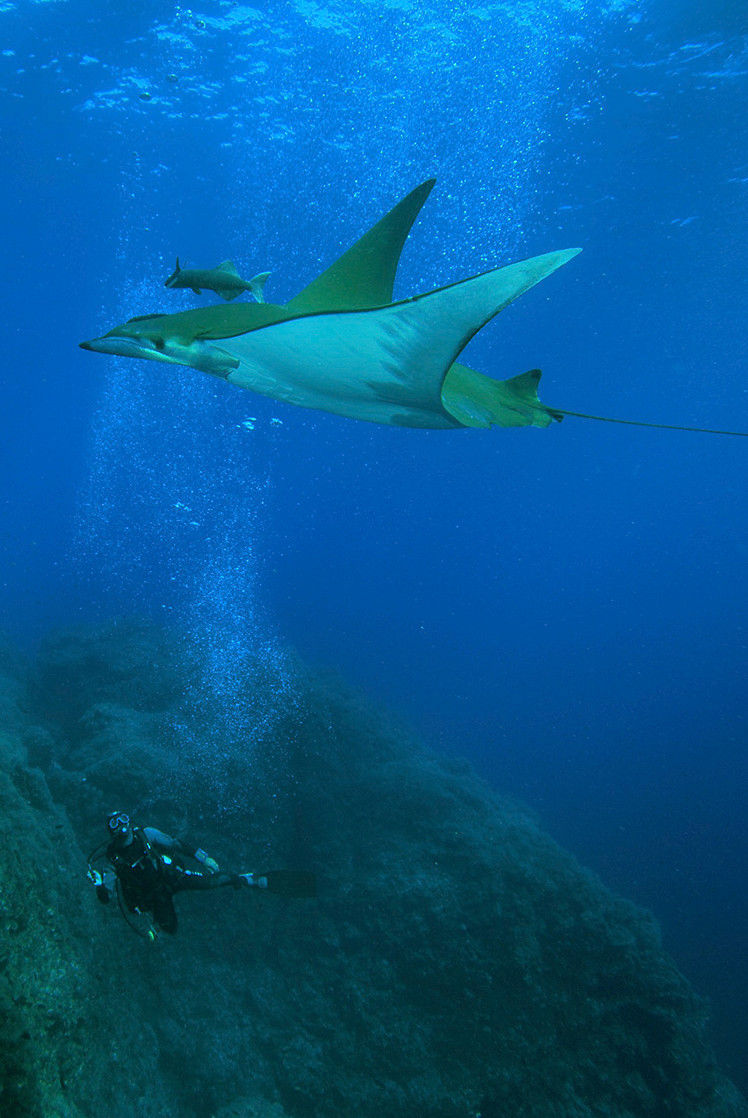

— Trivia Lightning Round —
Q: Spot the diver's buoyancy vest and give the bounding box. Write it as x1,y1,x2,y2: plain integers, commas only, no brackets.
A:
108,828,164,896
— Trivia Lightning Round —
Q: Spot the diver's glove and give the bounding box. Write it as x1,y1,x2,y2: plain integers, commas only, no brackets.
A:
88,867,111,902
194,848,220,874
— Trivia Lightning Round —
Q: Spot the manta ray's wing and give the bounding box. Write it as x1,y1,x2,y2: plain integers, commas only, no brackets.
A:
287,179,436,314
221,247,580,427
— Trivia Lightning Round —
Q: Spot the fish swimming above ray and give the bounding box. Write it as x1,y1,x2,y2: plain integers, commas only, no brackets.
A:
81,181,747,436
164,258,271,302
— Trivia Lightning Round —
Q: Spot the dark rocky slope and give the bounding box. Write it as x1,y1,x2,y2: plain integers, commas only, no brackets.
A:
0,622,744,1118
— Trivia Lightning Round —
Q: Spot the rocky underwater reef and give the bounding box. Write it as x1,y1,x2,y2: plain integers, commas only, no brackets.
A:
0,620,745,1118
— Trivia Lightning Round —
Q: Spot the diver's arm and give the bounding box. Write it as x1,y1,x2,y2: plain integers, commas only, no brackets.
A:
88,866,116,903
142,827,220,872
141,826,180,850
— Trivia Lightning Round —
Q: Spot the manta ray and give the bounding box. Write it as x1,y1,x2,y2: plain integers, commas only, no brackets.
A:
81,180,745,436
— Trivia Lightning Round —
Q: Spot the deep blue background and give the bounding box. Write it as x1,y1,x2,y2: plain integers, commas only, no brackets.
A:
1,0,746,1090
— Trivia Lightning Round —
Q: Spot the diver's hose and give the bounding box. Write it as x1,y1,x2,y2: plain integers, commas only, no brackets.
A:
115,878,156,941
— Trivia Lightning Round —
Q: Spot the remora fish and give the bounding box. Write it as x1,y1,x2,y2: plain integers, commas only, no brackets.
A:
164,258,270,302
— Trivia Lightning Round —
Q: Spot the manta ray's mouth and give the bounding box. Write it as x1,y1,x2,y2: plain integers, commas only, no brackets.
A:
80,335,143,357
79,333,184,365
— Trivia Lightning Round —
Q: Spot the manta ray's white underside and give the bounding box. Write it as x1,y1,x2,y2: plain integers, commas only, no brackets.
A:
216,249,579,427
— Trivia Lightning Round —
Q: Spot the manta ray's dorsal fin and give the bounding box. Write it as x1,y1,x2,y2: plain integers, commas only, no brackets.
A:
288,178,436,315
216,260,240,275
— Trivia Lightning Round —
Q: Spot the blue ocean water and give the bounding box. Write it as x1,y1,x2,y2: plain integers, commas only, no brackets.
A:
1,0,746,1090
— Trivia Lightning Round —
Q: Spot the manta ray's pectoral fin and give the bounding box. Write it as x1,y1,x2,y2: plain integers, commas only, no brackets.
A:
359,247,581,426
288,178,436,314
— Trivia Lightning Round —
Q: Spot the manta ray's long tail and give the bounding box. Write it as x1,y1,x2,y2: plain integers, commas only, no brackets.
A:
552,409,748,437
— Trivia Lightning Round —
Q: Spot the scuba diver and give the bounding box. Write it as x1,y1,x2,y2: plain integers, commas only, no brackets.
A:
88,811,316,940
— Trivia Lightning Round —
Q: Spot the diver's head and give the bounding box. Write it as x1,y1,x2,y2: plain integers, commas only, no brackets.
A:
107,811,133,846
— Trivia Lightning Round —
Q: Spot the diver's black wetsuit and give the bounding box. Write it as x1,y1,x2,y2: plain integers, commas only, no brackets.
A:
104,826,241,934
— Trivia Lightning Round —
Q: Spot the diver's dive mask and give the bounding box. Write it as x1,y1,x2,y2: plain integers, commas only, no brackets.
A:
107,811,131,837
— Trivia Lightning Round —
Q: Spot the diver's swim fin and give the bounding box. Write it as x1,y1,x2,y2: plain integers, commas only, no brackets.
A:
240,870,317,897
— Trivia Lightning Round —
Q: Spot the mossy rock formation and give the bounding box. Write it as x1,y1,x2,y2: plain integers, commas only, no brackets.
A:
0,623,744,1117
